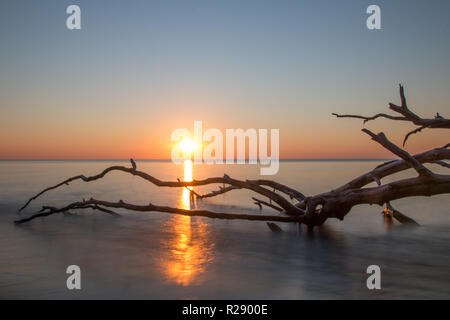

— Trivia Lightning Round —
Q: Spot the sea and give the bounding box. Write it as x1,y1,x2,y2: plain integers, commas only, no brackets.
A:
0,160,449,299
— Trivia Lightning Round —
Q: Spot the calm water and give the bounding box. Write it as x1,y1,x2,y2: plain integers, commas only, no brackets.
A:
0,160,449,299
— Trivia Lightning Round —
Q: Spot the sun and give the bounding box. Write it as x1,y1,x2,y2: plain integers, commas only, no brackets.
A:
178,138,196,154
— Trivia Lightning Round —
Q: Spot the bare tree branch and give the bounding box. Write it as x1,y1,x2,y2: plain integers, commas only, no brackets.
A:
15,85,450,229
247,180,306,201
19,168,305,216
14,199,302,225
361,129,434,177
252,197,283,212
333,84,450,145
332,146,450,193
332,113,407,123
432,160,450,169
403,125,428,146
197,185,241,199
384,203,419,226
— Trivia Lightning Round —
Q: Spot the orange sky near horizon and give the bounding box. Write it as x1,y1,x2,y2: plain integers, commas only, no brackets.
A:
1,1,449,161
0,113,447,160
1,81,448,160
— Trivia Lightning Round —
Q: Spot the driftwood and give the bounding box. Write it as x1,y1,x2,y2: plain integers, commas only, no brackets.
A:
332,85,450,146
15,85,449,230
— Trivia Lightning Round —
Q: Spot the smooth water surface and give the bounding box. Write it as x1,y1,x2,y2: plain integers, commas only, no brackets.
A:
0,160,449,299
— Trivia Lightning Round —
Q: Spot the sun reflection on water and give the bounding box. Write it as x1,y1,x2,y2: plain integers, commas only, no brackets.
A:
161,159,215,286
182,160,193,209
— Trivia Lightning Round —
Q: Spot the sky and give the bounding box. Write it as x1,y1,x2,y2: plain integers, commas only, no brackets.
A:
0,0,449,160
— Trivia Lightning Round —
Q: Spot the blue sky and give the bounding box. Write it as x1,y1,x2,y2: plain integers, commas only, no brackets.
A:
0,0,449,159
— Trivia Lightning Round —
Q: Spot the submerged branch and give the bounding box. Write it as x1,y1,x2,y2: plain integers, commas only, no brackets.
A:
14,198,302,225
384,203,419,226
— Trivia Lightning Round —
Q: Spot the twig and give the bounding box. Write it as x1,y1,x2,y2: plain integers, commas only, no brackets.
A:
252,197,283,212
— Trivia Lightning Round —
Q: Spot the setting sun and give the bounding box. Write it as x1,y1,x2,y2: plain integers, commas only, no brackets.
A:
178,138,197,154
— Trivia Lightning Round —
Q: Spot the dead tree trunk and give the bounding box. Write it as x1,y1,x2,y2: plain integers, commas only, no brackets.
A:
15,85,450,230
